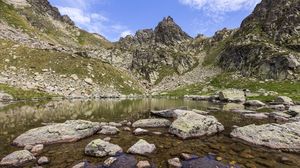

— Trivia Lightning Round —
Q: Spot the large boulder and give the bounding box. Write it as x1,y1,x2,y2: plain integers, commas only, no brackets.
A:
132,119,171,128
169,112,224,139
13,120,101,147
0,150,36,167
85,139,123,157
219,89,245,102
151,109,197,118
127,139,156,155
231,122,300,152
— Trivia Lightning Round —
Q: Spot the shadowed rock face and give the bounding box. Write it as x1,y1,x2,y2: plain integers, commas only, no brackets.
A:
26,0,75,25
116,16,196,84
218,0,300,80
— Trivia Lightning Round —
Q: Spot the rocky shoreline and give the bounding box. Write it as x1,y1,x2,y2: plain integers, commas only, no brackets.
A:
1,94,300,167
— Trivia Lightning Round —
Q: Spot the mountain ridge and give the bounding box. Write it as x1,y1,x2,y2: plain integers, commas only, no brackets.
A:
0,0,299,98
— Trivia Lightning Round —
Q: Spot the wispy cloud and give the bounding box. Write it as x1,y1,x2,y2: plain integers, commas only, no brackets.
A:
179,0,260,12
120,30,133,38
53,1,131,41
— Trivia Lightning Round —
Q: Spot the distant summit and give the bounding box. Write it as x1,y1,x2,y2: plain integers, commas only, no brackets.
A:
154,16,192,45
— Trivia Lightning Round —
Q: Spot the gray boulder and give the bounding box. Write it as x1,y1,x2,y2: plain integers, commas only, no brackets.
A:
169,112,224,139
13,120,101,147
85,139,123,157
231,122,300,152
132,119,171,128
127,139,156,155
0,150,36,167
288,106,300,116
219,89,245,102
276,96,294,105
99,126,120,135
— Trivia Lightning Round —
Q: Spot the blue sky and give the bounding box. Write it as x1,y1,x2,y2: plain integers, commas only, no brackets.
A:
49,0,261,41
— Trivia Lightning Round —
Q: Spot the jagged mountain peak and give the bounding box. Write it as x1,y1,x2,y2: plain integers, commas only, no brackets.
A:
154,16,192,45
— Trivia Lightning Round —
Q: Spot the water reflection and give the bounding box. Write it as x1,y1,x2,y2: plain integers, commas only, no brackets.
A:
0,99,299,168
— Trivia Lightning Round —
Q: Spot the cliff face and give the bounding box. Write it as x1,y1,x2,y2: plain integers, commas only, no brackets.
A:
116,16,197,85
218,0,300,80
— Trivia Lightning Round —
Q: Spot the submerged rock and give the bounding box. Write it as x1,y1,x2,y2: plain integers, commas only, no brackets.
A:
181,155,238,168
151,109,176,118
231,122,300,152
13,120,101,147
106,154,137,168
132,119,171,128
169,112,224,139
0,150,36,167
242,113,269,119
133,128,149,135
127,139,156,155
85,139,123,157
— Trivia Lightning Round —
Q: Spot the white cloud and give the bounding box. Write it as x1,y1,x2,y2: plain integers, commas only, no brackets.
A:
56,4,129,41
58,7,91,24
179,0,260,13
120,30,133,38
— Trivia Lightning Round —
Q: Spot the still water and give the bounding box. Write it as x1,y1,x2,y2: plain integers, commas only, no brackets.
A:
0,99,299,168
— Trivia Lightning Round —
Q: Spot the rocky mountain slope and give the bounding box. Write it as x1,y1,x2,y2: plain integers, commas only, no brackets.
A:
0,0,299,98
217,0,300,80
0,0,144,98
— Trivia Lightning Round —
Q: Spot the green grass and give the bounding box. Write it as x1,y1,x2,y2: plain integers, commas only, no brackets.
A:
163,83,205,97
164,73,300,102
77,30,113,49
0,0,33,31
0,39,142,95
155,66,177,85
0,84,52,100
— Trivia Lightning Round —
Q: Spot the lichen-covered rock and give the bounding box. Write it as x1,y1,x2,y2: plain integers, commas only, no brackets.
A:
219,89,245,102
0,150,36,167
85,139,123,157
231,122,300,152
13,120,101,147
127,139,156,155
98,126,120,135
132,119,171,128
169,112,224,139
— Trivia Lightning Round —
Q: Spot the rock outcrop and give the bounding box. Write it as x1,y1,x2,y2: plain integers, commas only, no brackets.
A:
218,0,300,80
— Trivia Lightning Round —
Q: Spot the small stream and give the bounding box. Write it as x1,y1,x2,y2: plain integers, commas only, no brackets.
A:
0,99,299,168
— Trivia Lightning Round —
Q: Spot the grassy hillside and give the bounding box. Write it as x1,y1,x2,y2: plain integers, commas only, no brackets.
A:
164,73,300,102
0,39,142,95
